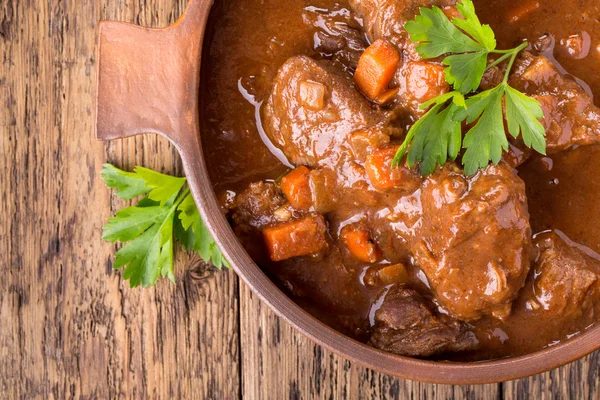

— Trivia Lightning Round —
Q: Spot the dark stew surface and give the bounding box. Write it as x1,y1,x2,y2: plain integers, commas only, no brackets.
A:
200,0,600,360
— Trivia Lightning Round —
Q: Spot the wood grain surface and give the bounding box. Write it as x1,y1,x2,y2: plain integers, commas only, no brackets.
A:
0,0,598,398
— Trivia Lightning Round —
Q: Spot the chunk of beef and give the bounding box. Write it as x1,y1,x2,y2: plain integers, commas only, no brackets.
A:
368,285,478,357
263,56,392,169
511,53,600,153
480,53,600,155
229,182,286,230
349,0,455,55
409,163,534,321
529,232,600,318
302,5,367,70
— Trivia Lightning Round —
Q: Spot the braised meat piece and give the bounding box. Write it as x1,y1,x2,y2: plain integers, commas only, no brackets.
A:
302,5,367,70
228,181,287,232
263,56,393,169
481,52,600,155
369,285,478,357
510,54,600,153
528,232,600,318
409,163,534,321
348,0,456,55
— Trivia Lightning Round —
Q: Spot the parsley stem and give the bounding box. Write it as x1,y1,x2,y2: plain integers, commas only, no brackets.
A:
486,42,529,81
503,42,528,82
490,49,516,54
486,52,513,71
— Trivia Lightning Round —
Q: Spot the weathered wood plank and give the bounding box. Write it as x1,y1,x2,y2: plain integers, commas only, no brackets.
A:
0,0,240,398
503,352,599,400
239,283,500,399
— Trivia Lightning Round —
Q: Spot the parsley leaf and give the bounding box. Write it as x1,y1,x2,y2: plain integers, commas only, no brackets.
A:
177,192,202,232
394,98,464,176
134,167,186,206
504,85,546,154
395,0,546,176
406,0,497,94
442,51,488,94
405,6,483,58
100,164,149,200
176,193,229,269
457,86,507,175
102,206,170,243
455,82,547,175
113,208,176,287
101,164,230,287
452,0,496,50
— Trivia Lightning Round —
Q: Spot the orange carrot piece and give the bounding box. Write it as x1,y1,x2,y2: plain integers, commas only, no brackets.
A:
280,166,312,210
365,147,399,190
263,214,328,261
507,1,540,22
365,146,421,191
299,81,326,110
354,39,400,100
341,225,380,264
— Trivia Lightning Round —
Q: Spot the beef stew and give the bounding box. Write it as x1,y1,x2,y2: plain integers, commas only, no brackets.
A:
200,0,600,360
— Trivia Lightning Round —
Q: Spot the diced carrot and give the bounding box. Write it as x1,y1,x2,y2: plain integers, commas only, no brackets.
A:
354,39,400,100
341,224,381,264
374,87,399,105
365,146,421,191
299,80,326,111
280,166,313,210
405,62,449,104
507,1,540,23
263,214,328,261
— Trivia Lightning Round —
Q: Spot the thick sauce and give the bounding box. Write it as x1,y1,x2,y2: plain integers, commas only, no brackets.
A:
478,0,600,100
200,0,600,360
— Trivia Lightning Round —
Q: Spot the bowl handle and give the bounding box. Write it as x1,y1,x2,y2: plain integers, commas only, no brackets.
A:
95,0,211,154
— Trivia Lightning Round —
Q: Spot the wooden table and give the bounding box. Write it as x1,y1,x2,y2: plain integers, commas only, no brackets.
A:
1,1,598,398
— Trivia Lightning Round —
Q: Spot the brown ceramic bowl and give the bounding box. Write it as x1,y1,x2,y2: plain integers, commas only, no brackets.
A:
95,0,600,384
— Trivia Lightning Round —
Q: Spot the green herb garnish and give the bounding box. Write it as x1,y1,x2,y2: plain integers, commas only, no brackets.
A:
393,0,546,176
101,164,229,288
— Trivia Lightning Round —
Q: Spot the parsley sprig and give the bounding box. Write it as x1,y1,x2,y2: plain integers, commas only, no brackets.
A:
101,164,229,288
393,0,546,176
